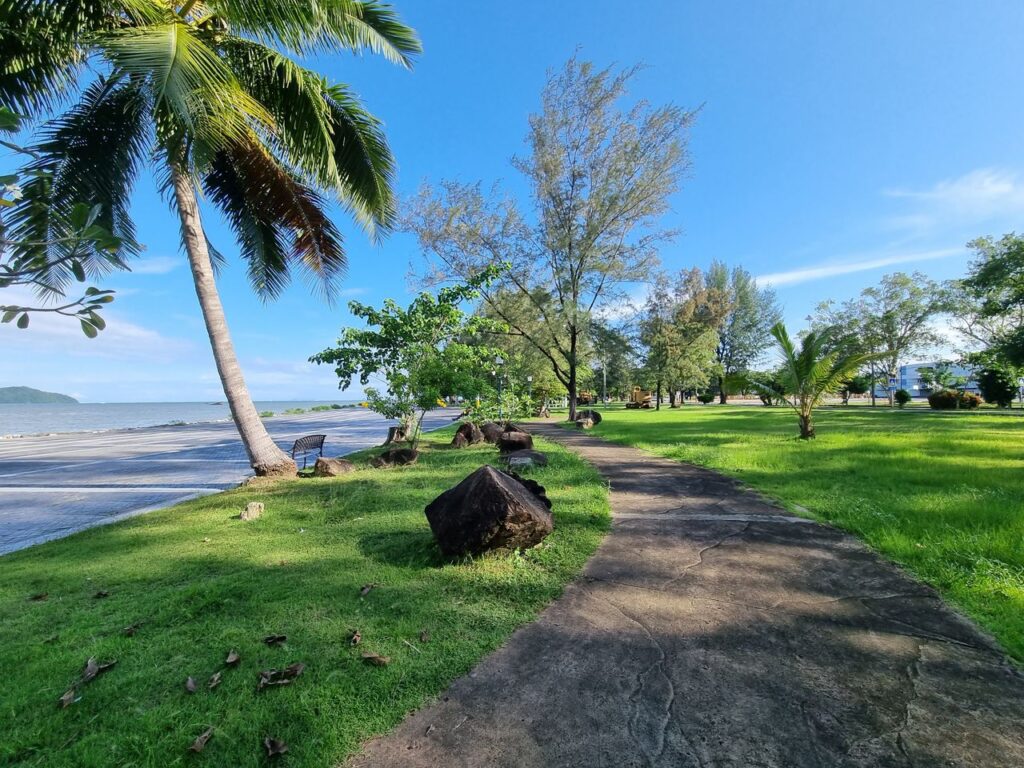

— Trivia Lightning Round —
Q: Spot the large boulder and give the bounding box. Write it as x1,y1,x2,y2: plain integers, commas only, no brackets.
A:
424,466,553,557
506,471,551,509
575,417,594,430
576,409,602,425
500,449,549,470
479,422,504,444
451,421,484,448
313,457,356,477
503,422,528,434
497,430,534,453
371,448,419,468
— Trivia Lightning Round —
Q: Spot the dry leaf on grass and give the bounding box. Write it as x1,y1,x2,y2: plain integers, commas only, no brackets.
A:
57,688,76,708
208,671,222,690
419,629,431,644
256,662,305,691
225,649,240,666
349,630,362,646
122,623,141,637
361,652,391,667
263,737,289,757
263,634,287,646
189,727,214,753
359,583,375,597
93,590,109,599
185,676,197,693
81,657,117,684
29,592,48,601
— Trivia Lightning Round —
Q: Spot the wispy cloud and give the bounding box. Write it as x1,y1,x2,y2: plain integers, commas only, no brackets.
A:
883,168,1024,236
755,247,963,288
128,256,181,275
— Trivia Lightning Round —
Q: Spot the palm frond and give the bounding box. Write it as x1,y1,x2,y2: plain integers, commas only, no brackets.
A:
7,76,149,296
98,20,272,160
204,137,345,300
201,0,421,65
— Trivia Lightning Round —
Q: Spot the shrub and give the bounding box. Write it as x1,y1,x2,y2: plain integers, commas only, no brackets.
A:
927,390,981,410
283,407,306,415
894,389,911,407
310,404,332,412
977,367,1018,408
697,393,715,404
259,411,274,418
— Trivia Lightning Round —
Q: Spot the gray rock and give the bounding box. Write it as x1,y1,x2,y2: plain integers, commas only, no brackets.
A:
497,431,534,453
575,417,594,430
371,448,419,468
452,422,484,448
576,409,602,424
313,457,356,477
500,449,550,469
241,502,264,521
424,465,553,557
480,422,504,444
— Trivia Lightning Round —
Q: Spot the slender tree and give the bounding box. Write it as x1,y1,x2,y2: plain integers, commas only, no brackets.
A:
3,0,419,475
767,322,878,439
405,57,694,421
706,261,781,403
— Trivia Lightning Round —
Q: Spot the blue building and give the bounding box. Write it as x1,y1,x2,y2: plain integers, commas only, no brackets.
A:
874,361,980,399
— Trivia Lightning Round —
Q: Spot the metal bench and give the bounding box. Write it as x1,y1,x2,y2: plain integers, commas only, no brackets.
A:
291,434,326,469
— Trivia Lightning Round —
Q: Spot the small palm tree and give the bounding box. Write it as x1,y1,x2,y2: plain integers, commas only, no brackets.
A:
2,0,420,475
766,322,878,439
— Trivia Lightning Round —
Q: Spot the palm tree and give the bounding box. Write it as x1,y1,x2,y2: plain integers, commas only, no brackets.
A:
766,321,877,439
2,0,420,475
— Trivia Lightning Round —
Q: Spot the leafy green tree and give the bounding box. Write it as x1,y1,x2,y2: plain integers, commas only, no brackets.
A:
3,0,419,475
976,367,1018,408
840,374,871,405
405,57,694,421
706,261,781,403
0,107,127,333
312,276,498,449
766,322,879,439
917,361,967,393
958,235,1024,367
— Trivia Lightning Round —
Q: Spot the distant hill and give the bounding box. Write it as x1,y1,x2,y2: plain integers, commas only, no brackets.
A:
0,386,78,404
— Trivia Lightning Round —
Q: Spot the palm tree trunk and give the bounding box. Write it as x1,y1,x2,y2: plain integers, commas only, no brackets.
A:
799,409,815,439
170,166,296,477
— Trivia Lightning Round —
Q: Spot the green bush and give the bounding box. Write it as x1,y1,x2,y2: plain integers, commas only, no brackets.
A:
330,403,344,409
283,407,306,415
310,404,332,412
894,389,911,407
927,389,981,410
977,367,1018,408
259,411,274,418
697,393,715,404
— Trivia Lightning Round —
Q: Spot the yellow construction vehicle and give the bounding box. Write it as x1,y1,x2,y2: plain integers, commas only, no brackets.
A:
577,390,596,405
625,387,653,409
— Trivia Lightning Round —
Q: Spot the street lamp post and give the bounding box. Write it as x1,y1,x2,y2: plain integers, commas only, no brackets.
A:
494,355,505,420
1018,377,1024,409
601,362,608,404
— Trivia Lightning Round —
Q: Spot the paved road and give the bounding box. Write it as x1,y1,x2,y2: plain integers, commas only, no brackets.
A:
351,423,1024,768
0,408,459,555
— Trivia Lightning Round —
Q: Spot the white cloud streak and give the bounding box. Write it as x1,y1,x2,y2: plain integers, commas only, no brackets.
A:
755,247,963,288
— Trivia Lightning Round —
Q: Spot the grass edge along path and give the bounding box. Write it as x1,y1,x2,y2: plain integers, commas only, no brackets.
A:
584,404,1024,662
0,430,609,767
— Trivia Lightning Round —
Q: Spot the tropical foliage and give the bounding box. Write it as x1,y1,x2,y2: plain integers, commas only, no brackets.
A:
767,322,878,439
2,0,420,473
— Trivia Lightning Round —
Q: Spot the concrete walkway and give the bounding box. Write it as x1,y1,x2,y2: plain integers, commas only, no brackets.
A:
351,423,1024,767
0,408,459,555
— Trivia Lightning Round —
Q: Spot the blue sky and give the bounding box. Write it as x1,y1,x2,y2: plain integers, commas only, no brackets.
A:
4,1,1024,402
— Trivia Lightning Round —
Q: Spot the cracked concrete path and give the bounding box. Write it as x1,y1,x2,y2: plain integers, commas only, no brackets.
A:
349,423,1024,768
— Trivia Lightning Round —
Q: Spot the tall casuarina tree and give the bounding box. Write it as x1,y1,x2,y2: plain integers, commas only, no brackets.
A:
2,0,420,475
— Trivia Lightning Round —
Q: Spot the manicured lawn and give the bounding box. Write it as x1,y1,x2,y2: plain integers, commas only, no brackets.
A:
0,432,609,767
589,405,1024,661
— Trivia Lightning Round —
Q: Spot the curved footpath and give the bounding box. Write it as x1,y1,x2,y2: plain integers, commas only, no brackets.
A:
350,423,1024,767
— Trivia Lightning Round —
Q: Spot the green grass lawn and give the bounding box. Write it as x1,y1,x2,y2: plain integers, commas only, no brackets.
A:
587,404,1024,661
0,432,609,767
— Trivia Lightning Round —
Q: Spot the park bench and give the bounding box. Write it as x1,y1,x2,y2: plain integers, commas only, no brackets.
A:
291,434,326,469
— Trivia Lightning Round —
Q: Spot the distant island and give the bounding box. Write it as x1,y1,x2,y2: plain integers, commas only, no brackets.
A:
0,386,78,404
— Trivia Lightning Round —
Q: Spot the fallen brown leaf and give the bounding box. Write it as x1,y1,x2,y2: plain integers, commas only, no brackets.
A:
43,634,59,644
349,630,361,646
29,592,48,601
122,622,141,637
185,676,197,693
359,583,374,597
263,737,289,757
81,657,116,684
263,634,287,646
362,652,391,667
93,590,109,599
208,671,222,689
189,727,214,753
225,649,240,666
256,662,305,691
419,629,431,644
58,688,76,708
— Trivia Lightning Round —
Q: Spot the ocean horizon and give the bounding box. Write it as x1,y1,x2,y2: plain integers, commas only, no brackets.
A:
0,400,363,438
